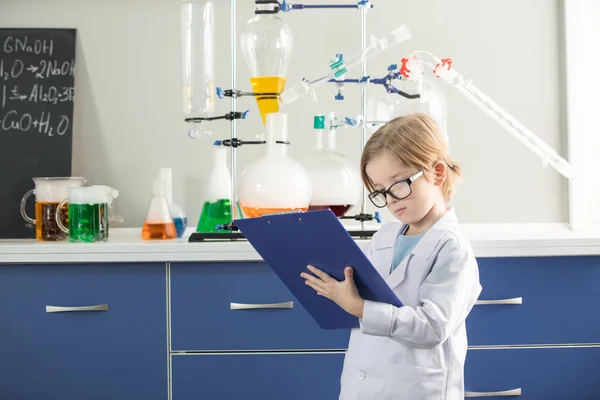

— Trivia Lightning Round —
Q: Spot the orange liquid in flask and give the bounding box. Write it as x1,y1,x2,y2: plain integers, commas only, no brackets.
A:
241,206,308,218
141,222,177,240
250,76,286,125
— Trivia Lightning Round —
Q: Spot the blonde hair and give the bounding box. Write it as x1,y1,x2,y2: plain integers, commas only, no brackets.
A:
360,113,462,203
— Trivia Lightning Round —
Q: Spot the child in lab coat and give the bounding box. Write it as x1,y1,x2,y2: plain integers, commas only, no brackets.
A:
301,113,482,400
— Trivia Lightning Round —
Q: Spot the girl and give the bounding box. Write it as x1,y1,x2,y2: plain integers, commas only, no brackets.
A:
301,113,482,400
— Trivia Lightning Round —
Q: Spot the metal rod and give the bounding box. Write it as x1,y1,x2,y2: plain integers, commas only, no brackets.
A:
230,0,238,221
360,5,367,231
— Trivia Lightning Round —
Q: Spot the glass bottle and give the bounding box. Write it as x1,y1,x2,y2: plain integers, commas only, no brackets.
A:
238,112,312,217
159,168,188,238
302,114,361,217
240,3,293,125
141,181,177,240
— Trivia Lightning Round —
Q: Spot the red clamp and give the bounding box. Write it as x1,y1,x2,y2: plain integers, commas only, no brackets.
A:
399,57,411,79
433,58,453,78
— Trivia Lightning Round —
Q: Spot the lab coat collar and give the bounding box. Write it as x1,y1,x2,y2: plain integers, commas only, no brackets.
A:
385,207,459,289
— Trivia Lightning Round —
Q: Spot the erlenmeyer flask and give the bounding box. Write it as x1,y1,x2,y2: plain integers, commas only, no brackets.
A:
197,140,237,233
240,2,293,125
238,112,312,217
159,167,188,237
141,181,177,240
302,114,361,217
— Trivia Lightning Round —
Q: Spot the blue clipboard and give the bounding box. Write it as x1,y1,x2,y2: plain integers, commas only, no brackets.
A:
233,209,403,330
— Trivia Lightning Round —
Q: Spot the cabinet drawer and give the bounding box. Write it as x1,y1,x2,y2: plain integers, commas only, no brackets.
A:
465,346,600,398
0,263,168,400
172,352,345,400
170,262,350,350
466,256,600,345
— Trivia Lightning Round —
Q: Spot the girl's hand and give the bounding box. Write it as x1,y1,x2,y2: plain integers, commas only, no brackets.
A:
301,265,364,319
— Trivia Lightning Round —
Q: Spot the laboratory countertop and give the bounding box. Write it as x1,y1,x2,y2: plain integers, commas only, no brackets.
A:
3,222,600,264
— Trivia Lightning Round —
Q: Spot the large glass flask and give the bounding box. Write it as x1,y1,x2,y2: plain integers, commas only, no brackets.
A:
367,75,448,138
238,112,312,217
240,3,293,125
181,0,215,121
20,177,86,241
302,114,361,217
197,140,238,233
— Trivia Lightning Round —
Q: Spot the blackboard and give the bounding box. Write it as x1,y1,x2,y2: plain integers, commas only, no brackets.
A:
0,29,76,239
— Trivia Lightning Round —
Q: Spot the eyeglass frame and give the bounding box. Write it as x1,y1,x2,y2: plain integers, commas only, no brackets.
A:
367,170,424,208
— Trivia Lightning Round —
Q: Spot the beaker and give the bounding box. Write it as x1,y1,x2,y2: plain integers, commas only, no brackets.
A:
302,114,361,217
240,3,293,124
55,186,119,243
141,181,177,240
238,112,312,217
20,177,86,241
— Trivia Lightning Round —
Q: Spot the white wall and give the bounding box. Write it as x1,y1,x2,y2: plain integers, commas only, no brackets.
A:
0,0,568,228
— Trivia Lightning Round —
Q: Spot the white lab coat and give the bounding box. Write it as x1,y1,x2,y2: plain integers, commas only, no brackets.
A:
339,208,482,400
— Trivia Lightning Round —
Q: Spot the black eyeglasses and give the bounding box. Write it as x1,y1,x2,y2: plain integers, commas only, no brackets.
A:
368,171,424,208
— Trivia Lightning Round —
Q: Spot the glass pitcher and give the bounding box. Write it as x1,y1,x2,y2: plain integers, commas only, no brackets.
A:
55,186,121,243
20,177,86,241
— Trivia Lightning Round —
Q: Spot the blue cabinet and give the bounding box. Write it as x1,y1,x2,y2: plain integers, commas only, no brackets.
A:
170,262,350,351
172,353,345,400
467,256,600,345
465,346,600,399
0,263,168,400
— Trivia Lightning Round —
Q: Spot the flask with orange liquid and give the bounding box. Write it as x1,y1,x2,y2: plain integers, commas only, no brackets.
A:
240,2,293,125
141,181,177,240
238,112,312,218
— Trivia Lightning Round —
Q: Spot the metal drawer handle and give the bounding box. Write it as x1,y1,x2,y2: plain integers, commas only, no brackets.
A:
476,297,522,305
465,388,522,397
230,301,294,310
46,304,108,313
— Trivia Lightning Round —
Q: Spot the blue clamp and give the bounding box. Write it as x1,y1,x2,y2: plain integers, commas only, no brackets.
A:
357,0,373,7
373,211,382,223
241,110,250,119
359,76,371,84
216,87,224,99
387,64,398,72
335,92,345,100
213,140,223,146
345,117,357,126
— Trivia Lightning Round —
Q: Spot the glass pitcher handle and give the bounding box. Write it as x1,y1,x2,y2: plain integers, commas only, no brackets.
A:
55,199,69,234
20,189,35,225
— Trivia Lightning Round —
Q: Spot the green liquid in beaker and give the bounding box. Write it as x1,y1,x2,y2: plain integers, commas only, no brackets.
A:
197,199,242,233
68,203,108,243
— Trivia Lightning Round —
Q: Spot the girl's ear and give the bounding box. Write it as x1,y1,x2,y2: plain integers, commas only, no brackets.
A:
433,161,447,186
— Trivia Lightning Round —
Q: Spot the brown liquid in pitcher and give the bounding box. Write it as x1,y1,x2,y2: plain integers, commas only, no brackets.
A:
36,202,68,241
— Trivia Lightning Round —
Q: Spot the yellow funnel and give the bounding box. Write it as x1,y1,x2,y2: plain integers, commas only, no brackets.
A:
250,76,286,125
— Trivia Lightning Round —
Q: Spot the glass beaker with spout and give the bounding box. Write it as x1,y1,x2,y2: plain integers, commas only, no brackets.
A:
238,112,312,217
55,186,119,243
20,177,86,241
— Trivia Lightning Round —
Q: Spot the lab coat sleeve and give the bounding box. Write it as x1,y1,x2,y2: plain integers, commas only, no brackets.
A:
359,239,482,348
